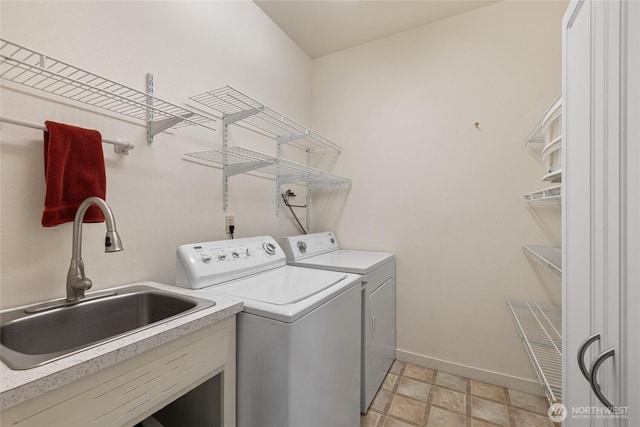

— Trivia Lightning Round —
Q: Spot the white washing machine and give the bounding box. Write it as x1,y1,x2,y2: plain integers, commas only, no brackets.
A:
280,232,396,413
175,236,361,427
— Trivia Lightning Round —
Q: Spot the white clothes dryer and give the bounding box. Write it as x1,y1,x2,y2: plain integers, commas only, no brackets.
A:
280,231,396,413
175,236,361,427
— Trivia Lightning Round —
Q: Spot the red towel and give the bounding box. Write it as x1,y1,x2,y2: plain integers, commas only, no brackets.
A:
42,121,106,227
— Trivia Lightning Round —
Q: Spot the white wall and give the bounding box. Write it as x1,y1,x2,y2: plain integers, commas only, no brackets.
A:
0,1,312,307
311,1,566,392
1,0,567,394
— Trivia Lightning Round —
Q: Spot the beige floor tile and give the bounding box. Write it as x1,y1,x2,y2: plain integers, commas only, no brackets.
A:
396,377,430,402
382,373,398,391
371,389,393,412
431,386,466,414
435,371,468,393
508,389,550,415
389,360,406,375
471,380,506,403
426,406,469,427
471,419,497,427
510,407,554,427
361,410,382,427
404,363,434,383
360,362,556,427
471,397,509,426
382,416,417,427
387,395,427,425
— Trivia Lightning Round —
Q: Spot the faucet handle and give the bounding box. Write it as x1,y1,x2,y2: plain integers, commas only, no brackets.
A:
71,277,93,291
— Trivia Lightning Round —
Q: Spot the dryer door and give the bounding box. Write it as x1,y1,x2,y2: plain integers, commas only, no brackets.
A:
365,276,396,410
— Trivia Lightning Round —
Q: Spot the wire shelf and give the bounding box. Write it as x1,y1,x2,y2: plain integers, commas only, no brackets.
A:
524,185,561,202
184,146,350,190
523,245,562,277
507,299,562,404
542,169,562,183
189,86,341,153
0,39,216,136
524,94,562,145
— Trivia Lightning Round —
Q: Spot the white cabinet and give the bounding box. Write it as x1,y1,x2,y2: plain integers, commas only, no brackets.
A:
1,317,236,427
562,0,639,424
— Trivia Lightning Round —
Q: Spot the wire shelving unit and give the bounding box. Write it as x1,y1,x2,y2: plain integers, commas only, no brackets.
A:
185,146,350,211
522,245,562,278
524,185,561,202
189,86,341,154
186,86,350,226
0,39,216,143
524,94,562,145
507,300,562,404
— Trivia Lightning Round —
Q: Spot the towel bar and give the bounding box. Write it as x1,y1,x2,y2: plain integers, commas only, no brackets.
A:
0,116,134,154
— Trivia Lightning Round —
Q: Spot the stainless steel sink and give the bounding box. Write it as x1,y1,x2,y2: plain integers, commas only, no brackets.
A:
0,285,216,370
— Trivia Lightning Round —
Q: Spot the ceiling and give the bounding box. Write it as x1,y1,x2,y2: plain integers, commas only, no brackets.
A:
254,0,499,59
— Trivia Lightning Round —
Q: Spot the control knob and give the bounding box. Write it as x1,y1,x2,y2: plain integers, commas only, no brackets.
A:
297,241,307,253
201,255,212,263
263,242,277,255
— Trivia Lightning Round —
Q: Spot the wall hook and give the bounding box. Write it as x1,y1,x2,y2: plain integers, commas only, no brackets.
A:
474,122,480,130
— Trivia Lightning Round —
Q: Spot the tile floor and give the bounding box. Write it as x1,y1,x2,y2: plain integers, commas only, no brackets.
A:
361,361,560,427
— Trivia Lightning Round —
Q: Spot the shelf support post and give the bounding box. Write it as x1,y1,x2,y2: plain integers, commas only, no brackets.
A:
146,73,155,143
306,149,311,231
222,115,231,211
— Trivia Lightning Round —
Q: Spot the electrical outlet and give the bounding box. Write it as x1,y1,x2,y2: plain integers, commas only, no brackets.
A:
225,215,235,234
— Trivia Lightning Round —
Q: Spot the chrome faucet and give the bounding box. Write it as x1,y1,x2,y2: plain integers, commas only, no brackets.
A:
66,197,123,302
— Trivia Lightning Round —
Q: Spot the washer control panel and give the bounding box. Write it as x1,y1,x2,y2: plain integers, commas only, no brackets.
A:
176,236,285,289
280,232,340,261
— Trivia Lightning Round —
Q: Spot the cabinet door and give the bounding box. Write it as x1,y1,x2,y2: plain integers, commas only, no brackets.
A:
622,0,640,420
563,0,638,424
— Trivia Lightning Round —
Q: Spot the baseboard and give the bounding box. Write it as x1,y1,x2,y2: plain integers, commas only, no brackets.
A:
395,348,545,397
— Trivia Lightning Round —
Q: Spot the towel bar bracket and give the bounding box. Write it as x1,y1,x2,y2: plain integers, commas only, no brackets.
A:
114,139,132,155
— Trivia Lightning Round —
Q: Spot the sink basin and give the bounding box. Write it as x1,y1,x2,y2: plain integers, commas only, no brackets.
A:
0,285,216,370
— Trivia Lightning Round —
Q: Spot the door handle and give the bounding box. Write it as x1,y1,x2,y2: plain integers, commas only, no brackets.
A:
577,333,601,381
589,348,616,410
371,315,376,338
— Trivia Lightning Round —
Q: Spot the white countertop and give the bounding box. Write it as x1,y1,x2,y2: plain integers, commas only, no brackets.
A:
0,281,243,411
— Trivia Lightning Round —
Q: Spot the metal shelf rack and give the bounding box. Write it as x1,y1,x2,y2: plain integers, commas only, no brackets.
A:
524,94,562,145
507,300,562,404
0,39,216,143
185,146,350,210
516,96,563,404
187,86,350,227
523,245,562,277
189,86,341,154
524,185,561,202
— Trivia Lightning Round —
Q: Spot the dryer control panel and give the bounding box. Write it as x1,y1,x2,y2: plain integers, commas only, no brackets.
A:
176,236,286,289
281,231,340,261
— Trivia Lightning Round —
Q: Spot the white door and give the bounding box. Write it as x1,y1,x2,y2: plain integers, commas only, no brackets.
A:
563,0,639,425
